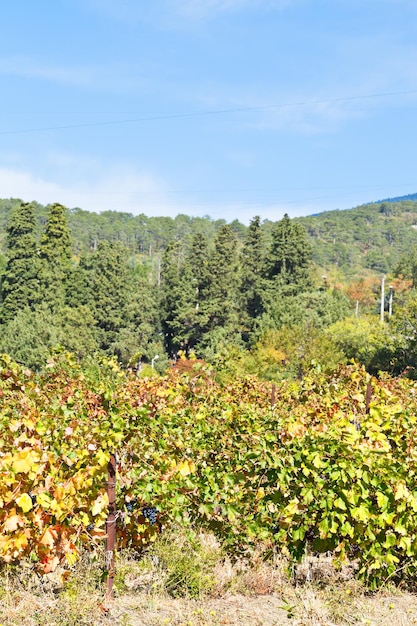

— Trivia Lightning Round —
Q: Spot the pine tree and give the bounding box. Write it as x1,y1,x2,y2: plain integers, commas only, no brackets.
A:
81,240,131,352
39,203,73,312
0,202,41,323
188,233,210,315
239,216,265,340
265,214,312,294
112,261,162,366
201,224,239,335
160,240,195,356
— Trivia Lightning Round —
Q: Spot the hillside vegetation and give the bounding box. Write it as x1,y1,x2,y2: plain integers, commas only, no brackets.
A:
0,196,417,377
1,195,417,278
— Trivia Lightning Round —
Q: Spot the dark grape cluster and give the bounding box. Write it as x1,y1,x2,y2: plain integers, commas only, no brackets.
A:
142,506,158,525
125,502,135,512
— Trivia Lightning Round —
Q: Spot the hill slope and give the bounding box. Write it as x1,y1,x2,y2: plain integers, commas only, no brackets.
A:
1,195,417,279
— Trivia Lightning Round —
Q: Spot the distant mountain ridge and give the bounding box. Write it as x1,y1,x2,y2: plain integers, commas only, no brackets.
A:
372,192,417,204
297,196,417,276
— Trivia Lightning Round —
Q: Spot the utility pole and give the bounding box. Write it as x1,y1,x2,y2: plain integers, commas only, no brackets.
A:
388,285,393,318
380,275,385,324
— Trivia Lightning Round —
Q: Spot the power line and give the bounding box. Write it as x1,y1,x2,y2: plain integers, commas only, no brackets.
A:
1,88,417,136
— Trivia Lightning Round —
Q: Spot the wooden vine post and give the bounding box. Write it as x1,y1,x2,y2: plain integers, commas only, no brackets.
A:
105,452,117,603
365,382,372,414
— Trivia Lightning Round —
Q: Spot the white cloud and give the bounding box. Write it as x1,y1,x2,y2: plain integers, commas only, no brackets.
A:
0,164,177,216
0,56,94,87
0,162,308,223
0,55,142,91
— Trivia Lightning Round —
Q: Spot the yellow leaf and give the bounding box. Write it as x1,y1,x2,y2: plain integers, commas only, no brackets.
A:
12,453,33,474
40,527,57,547
312,454,324,469
394,481,409,501
91,493,109,516
14,531,29,551
37,492,53,509
54,486,64,501
65,550,79,566
256,487,265,499
16,493,33,513
96,449,109,467
177,460,196,477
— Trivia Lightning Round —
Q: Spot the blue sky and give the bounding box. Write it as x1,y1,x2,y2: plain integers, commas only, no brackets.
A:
1,0,417,223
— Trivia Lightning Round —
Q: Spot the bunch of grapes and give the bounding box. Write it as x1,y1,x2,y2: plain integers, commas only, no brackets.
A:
142,506,158,526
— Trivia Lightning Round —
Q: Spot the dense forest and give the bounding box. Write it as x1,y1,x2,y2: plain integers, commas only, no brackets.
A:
1,196,417,377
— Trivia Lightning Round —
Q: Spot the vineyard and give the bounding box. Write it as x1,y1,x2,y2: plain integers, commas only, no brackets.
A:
1,354,417,589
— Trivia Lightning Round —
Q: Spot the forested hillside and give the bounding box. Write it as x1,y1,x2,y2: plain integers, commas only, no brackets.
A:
0,196,417,377
2,196,417,278
300,199,417,275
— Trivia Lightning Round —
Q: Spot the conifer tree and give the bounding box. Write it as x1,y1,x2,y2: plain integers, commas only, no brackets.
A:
39,203,73,312
188,233,210,314
0,202,41,322
265,214,312,294
112,262,162,366
239,216,265,339
160,240,194,356
201,224,239,335
81,240,131,352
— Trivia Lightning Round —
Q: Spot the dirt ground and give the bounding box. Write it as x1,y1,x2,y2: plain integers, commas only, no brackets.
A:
2,584,417,625
108,589,417,626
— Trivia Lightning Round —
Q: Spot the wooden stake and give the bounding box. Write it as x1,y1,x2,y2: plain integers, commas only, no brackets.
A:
365,383,372,414
105,452,117,603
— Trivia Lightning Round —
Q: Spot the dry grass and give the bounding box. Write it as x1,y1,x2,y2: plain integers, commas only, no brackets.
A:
2,533,417,626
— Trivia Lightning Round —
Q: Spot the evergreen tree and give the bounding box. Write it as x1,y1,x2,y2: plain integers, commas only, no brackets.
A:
199,224,239,343
81,241,131,352
188,233,210,315
264,214,312,295
0,304,60,370
160,240,196,356
0,202,41,322
112,261,162,366
39,203,73,312
239,216,265,340
395,248,417,288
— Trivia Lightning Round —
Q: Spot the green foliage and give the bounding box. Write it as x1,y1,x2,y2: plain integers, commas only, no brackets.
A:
239,216,265,340
201,224,239,334
39,203,73,313
160,240,197,356
3,196,417,372
386,290,417,377
299,199,417,274
247,326,345,380
395,249,417,287
0,202,41,323
0,306,58,370
3,357,417,588
326,315,400,374
81,241,132,351
264,214,313,296
150,530,221,598
258,289,350,333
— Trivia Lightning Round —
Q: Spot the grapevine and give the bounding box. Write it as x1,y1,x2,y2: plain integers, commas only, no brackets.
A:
1,354,417,588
